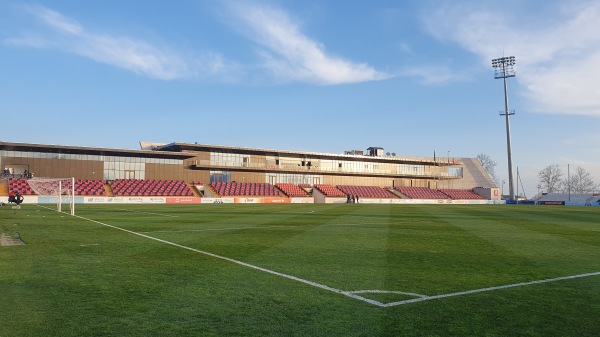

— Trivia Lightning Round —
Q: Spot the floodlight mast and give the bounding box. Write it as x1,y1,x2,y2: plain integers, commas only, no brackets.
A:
492,56,516,201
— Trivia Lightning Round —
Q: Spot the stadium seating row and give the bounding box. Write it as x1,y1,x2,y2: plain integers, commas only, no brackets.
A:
5,178,485,200
8,178,105,196
7,178,35,195
337,185,398,199
211,182,283,197
395,186,485,200
275,183,310,197
396,186,450,199
7,178,190,197
438,189,485,200
314,184,346,197
111,179,192,196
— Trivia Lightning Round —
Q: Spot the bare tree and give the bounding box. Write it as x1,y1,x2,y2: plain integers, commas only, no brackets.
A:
563,166,598,193
477,153,499,185
538,164,563,193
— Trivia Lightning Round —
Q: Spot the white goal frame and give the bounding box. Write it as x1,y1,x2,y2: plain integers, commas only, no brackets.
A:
27,177,75,215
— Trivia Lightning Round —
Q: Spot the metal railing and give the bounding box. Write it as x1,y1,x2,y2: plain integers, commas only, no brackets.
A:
193,160,462,179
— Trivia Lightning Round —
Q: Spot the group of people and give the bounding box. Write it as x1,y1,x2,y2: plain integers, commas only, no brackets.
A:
23,170,33,179
1,168,32,178
346,194,359,203
1,190,24,207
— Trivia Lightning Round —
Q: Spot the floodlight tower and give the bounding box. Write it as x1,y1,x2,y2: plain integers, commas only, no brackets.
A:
492,56,516,201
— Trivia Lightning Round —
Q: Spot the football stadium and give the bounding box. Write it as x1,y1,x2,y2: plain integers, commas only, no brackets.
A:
1,140,599,336
1,140,500,206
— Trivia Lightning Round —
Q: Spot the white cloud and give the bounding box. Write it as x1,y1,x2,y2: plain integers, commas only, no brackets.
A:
4,34,50,48
400,66,457,85
28,5,82,35
6,5,229,80
225,2,390,85
74,34,189,80
423,0,600,117
7,3,386,85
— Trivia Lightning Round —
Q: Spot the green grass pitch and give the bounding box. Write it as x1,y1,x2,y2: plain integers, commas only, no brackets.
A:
1,203,599,336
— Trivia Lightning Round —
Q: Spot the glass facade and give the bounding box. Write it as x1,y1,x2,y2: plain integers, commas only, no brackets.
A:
210,152,249,167
449,167,463,177
208,151,438,178
103,157,146,180
210,171,231,183
1,150,183,180
266,173,322,185
1,150,104,161
2,147,457,186
398,164,425,175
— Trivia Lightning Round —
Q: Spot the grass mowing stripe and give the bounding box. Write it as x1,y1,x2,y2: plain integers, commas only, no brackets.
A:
74,205,599,309
382,271,600,307
4,204,598,336
139,225,298,234
116,208,180,217
69,212,386,306
425,205,600,273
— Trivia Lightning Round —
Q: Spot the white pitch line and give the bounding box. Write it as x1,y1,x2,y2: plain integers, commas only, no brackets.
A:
381,271,600,307
70,213,360,303
350,290,428,298
67,211,600,308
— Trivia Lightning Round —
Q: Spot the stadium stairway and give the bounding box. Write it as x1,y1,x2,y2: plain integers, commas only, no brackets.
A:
187,183,202,197
0,180,7,196
387,188,406,199
204,184,218,197
104,183,115,197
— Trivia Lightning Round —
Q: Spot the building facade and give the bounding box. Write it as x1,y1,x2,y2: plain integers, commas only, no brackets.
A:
1,141,495,190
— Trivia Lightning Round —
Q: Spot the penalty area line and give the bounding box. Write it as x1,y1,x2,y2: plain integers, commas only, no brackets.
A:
70,213,372,305
53,211,600,309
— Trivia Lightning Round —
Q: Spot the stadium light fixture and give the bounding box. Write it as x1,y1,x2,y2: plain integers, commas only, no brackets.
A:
492,56,516,201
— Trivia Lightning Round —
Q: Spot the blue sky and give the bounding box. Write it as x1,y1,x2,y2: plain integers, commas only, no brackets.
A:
1,0,599,197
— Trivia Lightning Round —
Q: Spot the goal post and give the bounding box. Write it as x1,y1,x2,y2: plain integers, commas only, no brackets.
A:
27,177,76,215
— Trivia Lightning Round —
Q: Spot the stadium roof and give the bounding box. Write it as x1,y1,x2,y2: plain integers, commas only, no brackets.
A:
0,141,194,159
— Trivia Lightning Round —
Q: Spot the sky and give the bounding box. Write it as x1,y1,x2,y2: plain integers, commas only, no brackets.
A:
1,0,599,198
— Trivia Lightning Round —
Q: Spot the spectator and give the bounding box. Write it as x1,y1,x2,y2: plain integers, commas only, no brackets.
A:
15,191,24,205
8,191,16,204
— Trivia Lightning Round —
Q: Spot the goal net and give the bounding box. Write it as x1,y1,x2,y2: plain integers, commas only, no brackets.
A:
27,177,75,215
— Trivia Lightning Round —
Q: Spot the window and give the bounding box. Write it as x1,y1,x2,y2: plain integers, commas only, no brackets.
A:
210,171,231,183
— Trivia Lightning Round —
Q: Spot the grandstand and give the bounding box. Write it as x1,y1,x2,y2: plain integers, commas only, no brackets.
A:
111,179,192,196
211,182,282,197
1,140,500,204
534,193,600,205
438,189,485,200
396,186,450,199
314,184,346,197
275,183,310,197
337,185,397,199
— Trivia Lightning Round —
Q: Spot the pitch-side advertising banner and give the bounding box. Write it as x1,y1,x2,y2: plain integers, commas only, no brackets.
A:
29,196,600,206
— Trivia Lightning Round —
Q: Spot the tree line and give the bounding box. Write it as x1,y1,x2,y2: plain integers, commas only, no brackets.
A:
477,154,599,196
537,164,599,194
